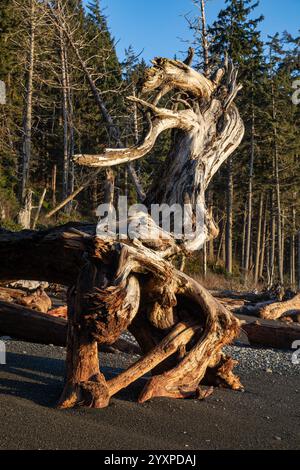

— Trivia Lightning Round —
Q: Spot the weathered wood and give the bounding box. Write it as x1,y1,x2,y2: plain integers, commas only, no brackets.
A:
75,57,244,253
0,55,245,408
32,187,47,229
238,314,300,350
258,293,300,321
0,286,51,313
238,300,275,316
0,223,94,284
48,305,67,318
0,300,141,354
0,301,67,346
108,321,200,398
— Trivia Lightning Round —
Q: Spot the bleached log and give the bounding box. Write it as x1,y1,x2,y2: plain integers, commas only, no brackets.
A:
258,294,300,320
238,314,300,350
0,286,51,313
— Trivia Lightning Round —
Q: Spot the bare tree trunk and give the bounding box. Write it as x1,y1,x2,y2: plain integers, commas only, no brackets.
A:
200,0,209,76
17,189,33,229
32,187,47,230
51,164,57,207
298,231,300,291
66,54,75,200
226,158,233,274
259,195,268,279
290,201,296,290
281,209,285,279
21,0,36,201
103,169,115,210
254,192,264,285
47,179,99,218
241,204,247,270
60,29,69,201
272,83,283,285
207,193,214,262
270,190,276,286
203,243,207,278
266,228,271,286
126,86,146,202
244,106,255,276
217,217,225,264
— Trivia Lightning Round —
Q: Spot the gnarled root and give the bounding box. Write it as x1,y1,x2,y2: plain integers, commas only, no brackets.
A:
138,277,243,403
59,239,242,408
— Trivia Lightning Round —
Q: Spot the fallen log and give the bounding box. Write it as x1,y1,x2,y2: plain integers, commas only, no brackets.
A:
237,300,275,316
0,286,51,313
213,296,247,312
0,300,141,355
258,294,300,321
237,314,300,350
0,223,94,284
211,290,274,303
0,300,66,346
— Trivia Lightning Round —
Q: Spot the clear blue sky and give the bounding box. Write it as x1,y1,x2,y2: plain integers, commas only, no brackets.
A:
91,0,299,63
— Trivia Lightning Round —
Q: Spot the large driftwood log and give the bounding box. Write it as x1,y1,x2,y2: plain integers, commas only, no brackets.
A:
238,314,300,350
258,294,300,321
214,291,300,322
0,55,245,408
0,300,141,354
0,300,67,346
0,286,51,313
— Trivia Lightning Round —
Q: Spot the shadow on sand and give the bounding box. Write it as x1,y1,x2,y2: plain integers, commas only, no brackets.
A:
0,351,145,407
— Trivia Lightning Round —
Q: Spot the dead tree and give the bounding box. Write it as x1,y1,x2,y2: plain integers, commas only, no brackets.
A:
0,56,244,408
20,0,36,202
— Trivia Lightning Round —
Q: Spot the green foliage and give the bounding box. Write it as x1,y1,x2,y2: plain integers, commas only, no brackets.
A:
0,0,299,289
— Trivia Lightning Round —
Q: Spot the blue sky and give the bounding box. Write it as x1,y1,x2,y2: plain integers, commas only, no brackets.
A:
90,0,300,63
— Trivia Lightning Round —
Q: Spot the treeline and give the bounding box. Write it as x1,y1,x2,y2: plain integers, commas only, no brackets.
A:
0,0,299,289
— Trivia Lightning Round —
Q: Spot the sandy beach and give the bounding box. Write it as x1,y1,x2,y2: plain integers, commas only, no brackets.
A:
0,339,299,450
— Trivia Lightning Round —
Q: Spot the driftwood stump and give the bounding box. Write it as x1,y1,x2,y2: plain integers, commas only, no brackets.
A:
0,54,245,408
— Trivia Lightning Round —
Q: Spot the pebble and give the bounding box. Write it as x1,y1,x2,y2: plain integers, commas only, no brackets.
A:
3,333,300,380
223,345,299,376
114,332,300,377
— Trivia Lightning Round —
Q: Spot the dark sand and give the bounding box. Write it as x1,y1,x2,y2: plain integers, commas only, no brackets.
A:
0,341,299,450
